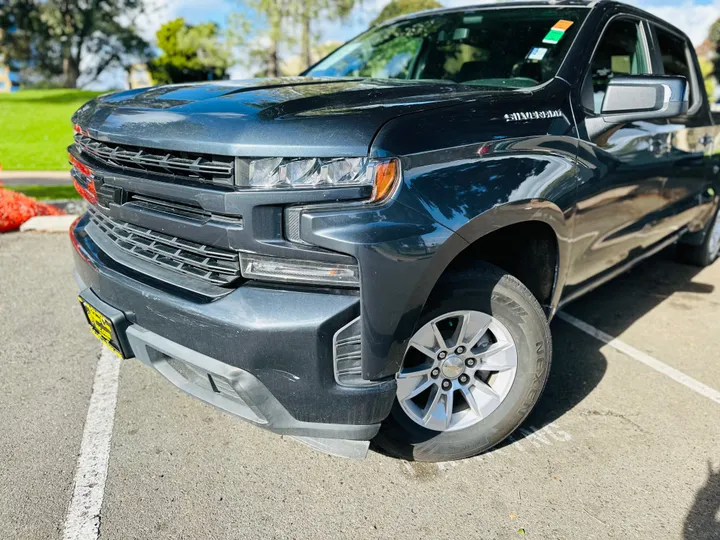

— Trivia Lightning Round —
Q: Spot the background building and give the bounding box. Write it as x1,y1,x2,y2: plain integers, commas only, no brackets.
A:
128,64,152,89
0,57,20,93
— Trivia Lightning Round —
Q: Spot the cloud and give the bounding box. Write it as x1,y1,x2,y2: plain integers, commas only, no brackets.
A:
136,0,173,41
633,0,720,44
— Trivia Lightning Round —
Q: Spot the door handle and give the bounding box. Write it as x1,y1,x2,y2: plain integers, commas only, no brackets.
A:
700,134,713,147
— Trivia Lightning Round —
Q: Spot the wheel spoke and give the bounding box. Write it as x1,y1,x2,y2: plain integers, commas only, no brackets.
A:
444,389,454,429
460,385,481,417
476,341,516,372
463,312,493,350
408,340,437,361
401,364,435,378
431,321,447,350
455,312,470,347
422,386,443,424
470,381,501,416
396,374,433,401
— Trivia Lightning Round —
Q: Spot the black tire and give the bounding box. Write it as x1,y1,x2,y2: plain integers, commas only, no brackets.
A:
374,262,552,462
677,206,720,268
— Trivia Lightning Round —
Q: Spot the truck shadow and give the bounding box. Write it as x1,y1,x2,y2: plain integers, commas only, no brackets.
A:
507,246,714,444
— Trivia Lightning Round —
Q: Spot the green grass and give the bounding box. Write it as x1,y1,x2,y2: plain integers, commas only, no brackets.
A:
5,184,81,200
0,89,104,171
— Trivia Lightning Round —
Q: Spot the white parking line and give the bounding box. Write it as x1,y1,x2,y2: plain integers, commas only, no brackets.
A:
557,312,720,406
436,422,575,471
62,348,121,540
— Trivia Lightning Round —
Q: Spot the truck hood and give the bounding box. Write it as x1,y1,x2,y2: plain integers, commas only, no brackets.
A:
72,77,511,158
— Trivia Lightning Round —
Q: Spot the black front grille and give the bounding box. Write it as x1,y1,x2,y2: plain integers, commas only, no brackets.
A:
74,134,235,186
88,209,241,286
128,194,213,222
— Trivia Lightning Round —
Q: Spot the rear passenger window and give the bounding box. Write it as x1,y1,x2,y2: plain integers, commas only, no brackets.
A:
585,19,650,113
656,28,695,109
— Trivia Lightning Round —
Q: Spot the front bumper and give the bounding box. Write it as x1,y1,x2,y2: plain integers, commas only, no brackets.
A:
72,214,396,457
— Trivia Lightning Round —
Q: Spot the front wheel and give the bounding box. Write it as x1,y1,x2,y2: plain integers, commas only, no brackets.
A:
374,263,552,462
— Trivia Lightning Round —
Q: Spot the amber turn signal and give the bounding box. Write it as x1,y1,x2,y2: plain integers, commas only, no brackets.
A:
370,158,400,202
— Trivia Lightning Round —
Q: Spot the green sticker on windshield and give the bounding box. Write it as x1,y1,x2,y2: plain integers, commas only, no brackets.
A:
543,20,574,45
543,29,565,44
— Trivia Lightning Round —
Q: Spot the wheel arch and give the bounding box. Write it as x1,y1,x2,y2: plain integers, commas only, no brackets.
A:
411,200,571,328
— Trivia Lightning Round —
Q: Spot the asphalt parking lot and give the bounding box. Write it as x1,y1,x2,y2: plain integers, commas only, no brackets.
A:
1,232,718,540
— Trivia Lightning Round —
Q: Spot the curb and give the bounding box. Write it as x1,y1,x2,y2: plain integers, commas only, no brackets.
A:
1,171,71,186
47,199,89,215
20,215,79,233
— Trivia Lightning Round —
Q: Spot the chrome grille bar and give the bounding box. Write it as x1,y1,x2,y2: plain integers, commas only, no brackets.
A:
88,209,241,286
74,134,235,186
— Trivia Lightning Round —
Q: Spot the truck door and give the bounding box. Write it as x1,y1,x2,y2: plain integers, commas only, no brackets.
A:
647,24,715,242
567,17,671,294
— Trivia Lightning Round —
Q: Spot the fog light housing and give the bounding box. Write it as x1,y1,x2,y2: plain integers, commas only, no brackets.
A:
240,253,359,287
334,317,376,387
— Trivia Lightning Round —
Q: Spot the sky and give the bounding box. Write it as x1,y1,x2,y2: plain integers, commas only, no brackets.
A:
85,0,720,89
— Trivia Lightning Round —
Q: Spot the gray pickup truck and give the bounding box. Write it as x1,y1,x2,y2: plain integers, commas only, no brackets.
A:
70,0,720,461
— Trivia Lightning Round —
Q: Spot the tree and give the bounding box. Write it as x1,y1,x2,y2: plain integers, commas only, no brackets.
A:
148,19,232,85
710,18,720,52
2,0,150,88
228,0,299,78
710,18,720,80
1,1,65,84
233,0,294,78
370,0,442,27
225,12,278,78
295,0,355,71
229,0,356,79
0,1,35,67
280,40,343,75
699,56,716,100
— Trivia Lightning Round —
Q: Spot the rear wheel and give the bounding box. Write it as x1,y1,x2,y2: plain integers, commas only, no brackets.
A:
678,206,720,267
374,263,552,462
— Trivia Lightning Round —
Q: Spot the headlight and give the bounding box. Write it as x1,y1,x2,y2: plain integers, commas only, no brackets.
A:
238,157,400,202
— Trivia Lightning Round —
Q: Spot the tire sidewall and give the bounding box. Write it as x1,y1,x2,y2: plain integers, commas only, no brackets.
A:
706,208,720,264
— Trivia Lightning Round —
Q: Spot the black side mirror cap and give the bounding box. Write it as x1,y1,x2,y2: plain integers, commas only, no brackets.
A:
601,75,689,124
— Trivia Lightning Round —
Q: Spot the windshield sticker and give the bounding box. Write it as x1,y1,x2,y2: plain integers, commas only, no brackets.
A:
553,20,575,31
543,20,574,45
527,47,548,61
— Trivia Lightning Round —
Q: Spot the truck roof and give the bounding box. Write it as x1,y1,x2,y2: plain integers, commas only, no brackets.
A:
376,0,597,25
375,0,691,46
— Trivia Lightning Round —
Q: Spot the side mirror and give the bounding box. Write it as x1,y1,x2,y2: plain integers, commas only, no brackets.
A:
601,75,688,124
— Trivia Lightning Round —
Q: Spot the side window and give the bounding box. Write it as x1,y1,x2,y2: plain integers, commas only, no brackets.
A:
655,28,695,109
584,19,650,113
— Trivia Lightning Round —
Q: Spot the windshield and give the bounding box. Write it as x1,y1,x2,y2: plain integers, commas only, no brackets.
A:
307,8,588,88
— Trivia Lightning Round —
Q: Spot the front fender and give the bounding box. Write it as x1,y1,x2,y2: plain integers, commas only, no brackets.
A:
393,137,578,313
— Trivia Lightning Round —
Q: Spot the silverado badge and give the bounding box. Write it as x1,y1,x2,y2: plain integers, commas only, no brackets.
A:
504,110,563,122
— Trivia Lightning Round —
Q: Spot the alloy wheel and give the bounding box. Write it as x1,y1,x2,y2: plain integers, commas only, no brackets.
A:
709,210,720,259
396,310,518,432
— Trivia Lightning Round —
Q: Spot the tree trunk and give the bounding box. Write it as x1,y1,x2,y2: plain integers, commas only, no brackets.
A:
301,13,312,71
63,54,80,88
268,39,279,78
